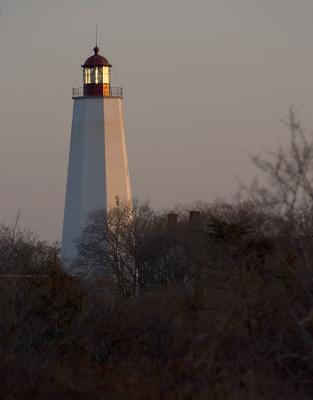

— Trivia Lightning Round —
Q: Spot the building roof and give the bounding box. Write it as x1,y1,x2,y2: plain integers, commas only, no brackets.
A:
82,47,112,68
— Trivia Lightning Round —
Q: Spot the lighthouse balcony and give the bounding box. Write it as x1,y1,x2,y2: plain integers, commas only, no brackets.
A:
72,86,123,99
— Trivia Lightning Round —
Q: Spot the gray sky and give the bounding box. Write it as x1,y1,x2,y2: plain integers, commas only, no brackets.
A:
1,0,313,241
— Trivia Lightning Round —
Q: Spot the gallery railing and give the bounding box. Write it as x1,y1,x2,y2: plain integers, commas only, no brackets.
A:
72,86,123,99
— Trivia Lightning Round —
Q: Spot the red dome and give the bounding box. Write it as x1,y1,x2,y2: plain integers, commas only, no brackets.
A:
82,47,112,68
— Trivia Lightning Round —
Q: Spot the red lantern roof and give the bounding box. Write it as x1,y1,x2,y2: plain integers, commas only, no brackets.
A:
82,47,112,68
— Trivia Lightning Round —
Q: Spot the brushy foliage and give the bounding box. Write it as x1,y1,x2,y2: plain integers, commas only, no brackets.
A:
1,201,313,399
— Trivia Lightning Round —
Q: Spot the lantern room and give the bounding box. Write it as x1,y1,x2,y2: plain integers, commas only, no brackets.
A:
82,47,112,97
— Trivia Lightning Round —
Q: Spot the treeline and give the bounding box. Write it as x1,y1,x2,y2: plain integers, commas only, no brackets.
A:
1,200,313,399
2,111,313,399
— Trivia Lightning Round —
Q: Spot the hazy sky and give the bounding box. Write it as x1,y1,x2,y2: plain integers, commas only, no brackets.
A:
1,0,313,241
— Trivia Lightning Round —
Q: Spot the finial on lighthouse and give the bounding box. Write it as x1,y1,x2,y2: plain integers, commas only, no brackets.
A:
95,24,98,51
94,25,100,55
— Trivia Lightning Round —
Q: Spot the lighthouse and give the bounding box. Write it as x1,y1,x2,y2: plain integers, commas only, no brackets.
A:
61,46,132,264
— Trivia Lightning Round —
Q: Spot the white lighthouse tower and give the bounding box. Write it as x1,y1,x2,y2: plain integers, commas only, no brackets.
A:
61,46,132,264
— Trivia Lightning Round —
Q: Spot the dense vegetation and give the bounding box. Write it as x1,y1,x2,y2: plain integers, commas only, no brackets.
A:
2,112,313,399
1,201,313,399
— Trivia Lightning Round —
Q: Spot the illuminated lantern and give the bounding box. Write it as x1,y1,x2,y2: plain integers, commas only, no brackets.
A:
82,46,112,96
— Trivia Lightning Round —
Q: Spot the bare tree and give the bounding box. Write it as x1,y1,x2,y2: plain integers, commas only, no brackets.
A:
76,200,167,296
240,109,313,219
0,217,59,275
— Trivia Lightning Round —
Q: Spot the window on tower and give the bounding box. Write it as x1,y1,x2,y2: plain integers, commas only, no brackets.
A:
103,67,110,84
84,68,91,84
91,67,97,83
84,66,110,85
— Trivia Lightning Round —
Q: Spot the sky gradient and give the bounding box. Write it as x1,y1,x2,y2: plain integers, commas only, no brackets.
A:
1,0,313,241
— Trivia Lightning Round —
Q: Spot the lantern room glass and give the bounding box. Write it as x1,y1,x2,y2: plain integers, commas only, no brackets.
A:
84,67,110,85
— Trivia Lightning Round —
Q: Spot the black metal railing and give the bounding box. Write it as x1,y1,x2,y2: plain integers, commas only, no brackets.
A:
72,86,123,99
110,87,123,98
